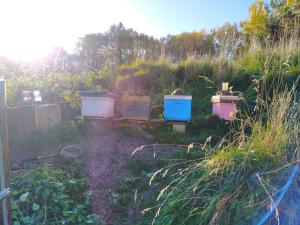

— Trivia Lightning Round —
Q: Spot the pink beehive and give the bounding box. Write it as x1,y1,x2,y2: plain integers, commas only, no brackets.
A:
211,95,239,121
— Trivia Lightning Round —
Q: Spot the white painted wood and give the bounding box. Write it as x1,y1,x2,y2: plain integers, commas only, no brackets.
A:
164,95,192,100
211,95,239,103
81,96,114,118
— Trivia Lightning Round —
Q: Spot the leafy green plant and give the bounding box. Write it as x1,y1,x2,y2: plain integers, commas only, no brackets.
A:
11,160,101,225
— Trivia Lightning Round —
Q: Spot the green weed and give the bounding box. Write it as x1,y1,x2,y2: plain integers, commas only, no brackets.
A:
115,123,145,139
126,159,151,176
11,158,101,225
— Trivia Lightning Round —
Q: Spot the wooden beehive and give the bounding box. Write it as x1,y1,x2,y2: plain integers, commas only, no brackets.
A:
19,105,37,135
35,104,61,130
7,105,37,136
164,95,192,121
7,104,62,137
211,95,239,121
79,91,115,118
120,95,150,121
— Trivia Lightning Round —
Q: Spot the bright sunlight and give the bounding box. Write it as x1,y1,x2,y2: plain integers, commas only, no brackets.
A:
2,1,300,225
0,0,162,61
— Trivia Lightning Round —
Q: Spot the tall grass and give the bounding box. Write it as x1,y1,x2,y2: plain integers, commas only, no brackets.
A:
122,37,300,224
146,37,300,224
117,37,300,124
147,83,300,224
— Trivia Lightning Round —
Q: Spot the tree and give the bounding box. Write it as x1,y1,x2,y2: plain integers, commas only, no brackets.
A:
77,23,162,69
212,23,242,58
165,30,215,61
241,0,268,39
267,0,300,40
43,47,70,73
77,32,112,71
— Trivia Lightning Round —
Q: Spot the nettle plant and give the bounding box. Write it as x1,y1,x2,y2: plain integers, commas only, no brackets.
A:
11,163,100,225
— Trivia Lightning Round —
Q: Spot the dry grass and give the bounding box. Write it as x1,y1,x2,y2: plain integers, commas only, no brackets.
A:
147,80,300,225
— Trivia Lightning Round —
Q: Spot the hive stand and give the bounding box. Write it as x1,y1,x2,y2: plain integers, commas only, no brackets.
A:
172,122,186,133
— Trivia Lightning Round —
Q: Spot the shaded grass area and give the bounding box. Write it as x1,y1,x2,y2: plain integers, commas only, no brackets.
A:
110,149,205,225
9,117,91,168
148,90,300,225
110,158,165,225
9,117,90,150
144,115,230,145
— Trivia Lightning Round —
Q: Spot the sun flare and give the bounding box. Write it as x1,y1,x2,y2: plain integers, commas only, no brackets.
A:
0,0,163,61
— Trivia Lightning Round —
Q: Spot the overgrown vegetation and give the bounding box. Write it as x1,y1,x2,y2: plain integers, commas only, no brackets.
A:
146,87,300,224
9,117,90,151
11,157,100,225
2,0,300,224
111,148,206,225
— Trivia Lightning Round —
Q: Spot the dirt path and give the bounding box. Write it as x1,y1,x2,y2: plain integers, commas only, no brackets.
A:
86,121,150,225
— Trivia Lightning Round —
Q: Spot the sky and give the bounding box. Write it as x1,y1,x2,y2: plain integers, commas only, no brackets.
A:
0,0,253,61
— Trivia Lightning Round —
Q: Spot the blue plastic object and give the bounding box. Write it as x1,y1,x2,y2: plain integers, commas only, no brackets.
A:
254,165,299,225
163,95,192,121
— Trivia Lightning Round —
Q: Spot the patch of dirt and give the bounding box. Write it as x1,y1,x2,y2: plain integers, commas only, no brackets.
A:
8,119,184,224
83,120,181,225
84,120,151,225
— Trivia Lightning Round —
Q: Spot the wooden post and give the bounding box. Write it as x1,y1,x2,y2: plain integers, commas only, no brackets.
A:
0,79,12,225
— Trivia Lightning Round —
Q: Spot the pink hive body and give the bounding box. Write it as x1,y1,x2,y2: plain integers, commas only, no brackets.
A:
212,102,237,121
211,95,239,121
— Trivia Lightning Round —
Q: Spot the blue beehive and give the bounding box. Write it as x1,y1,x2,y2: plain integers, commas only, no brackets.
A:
163,95,192,121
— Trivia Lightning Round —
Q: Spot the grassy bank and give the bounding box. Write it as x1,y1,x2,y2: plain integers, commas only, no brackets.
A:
146,88,300,224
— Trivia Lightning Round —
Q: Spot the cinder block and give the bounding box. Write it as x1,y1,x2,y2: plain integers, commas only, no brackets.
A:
173,123,186,133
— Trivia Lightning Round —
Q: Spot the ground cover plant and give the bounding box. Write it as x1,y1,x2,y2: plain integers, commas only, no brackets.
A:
11,157,100,225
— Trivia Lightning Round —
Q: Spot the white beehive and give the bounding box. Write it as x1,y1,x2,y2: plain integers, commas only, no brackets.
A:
79,92,115,118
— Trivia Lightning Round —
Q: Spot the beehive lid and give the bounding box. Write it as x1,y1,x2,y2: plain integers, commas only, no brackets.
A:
78,91,115,98
164,95,192,100
211,95,239,103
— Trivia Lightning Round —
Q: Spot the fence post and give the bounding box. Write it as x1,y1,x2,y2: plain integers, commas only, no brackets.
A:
0,79,12,225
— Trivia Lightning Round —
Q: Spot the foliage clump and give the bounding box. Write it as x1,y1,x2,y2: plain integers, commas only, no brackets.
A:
12,159,101,225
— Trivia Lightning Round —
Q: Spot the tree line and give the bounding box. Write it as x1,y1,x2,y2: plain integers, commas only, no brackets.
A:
1,0,300,80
